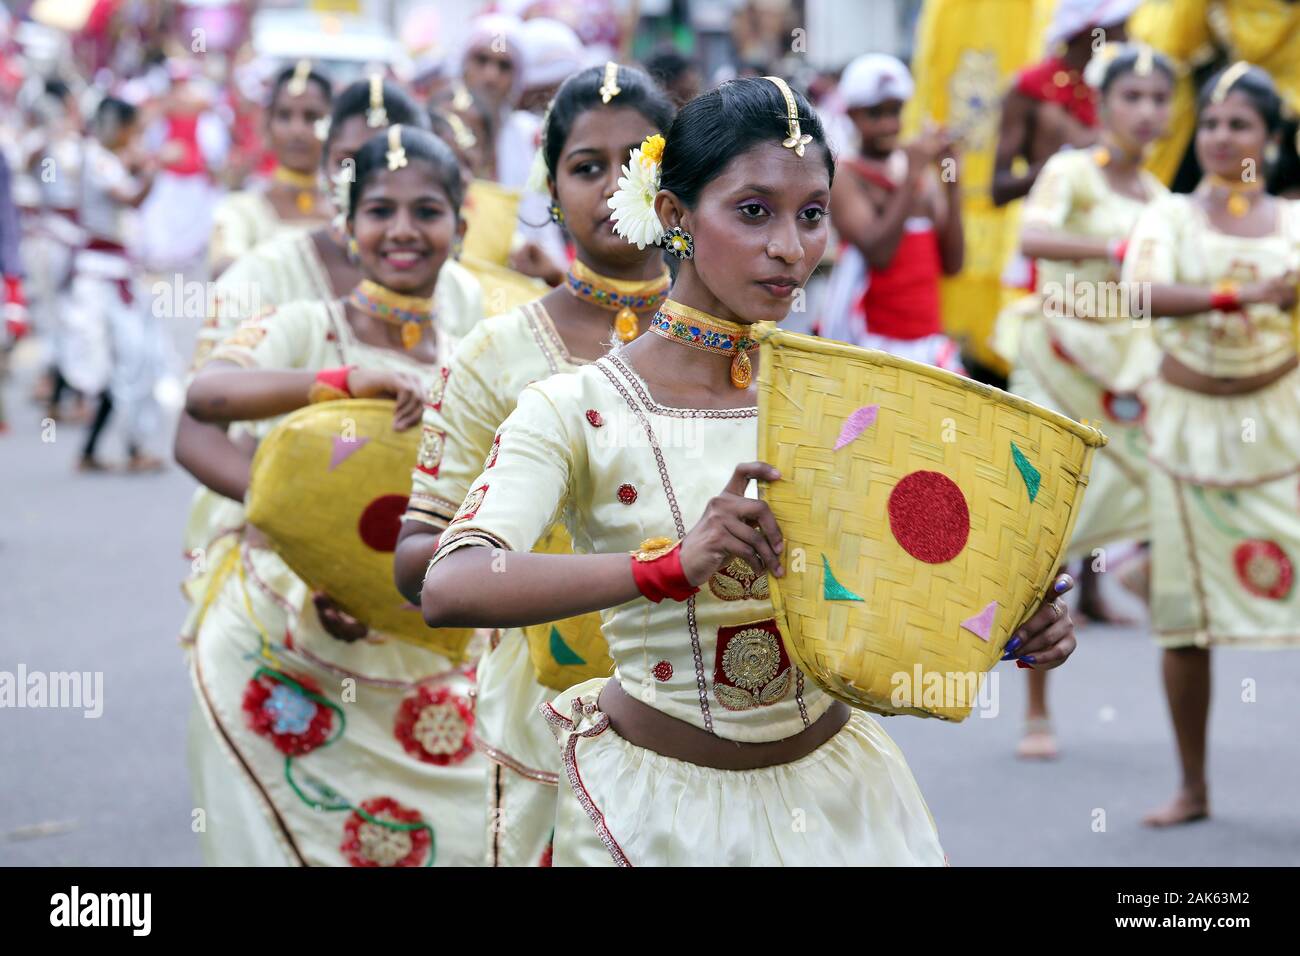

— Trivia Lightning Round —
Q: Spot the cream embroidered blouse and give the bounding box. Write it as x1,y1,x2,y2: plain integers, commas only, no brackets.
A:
1021,147,1166,392
429,351,833,743
1124,192,1300,379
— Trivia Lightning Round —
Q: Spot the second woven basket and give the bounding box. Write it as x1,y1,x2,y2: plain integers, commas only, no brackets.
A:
755,325,1106,720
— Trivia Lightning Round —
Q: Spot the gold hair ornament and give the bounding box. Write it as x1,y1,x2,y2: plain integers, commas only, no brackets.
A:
287,59,312,97
599,61,622,104
763,75,811,157
446,112,477,150
1211,61,1252,105
1135,45,1153,77
386,125,407,171
367,73,388,127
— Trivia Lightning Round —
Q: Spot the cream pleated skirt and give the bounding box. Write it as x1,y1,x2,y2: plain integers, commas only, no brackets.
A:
543,679,947,867
187,543,488,866
1010,317,1151,560
475,630,559,866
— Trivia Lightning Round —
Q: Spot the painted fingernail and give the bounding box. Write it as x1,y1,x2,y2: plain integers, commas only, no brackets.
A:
1022,655,1036,664
1000,651,1015,662
1016,659,1034,669
1055,576,1072,593
1006,636,1022,653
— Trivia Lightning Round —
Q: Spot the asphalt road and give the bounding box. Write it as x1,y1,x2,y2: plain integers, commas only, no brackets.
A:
2,334,1297,867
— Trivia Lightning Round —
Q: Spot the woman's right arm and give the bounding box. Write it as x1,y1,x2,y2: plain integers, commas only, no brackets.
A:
187,362,425,427
173,412,255,502
423,462,784,628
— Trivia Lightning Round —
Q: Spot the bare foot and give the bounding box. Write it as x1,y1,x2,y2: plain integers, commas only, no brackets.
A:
1075,591,1136,626
1016,717,1058,760
126,453,165,473
77,456,113,473
1142,787,1209,827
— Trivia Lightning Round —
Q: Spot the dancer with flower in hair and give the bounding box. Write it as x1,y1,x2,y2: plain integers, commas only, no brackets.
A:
421,77,1079,866
396,62,675,867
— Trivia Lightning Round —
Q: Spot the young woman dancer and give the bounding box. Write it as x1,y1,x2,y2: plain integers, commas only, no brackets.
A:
1123,63,1300,826
209,61,332,277
183,127,487,866
395,63,674,867
1008,44,1173,760
176,79,475,642
421,77,1079,866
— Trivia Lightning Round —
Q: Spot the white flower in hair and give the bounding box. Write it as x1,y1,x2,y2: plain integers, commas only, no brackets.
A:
525,145,549,194
608,134,665,250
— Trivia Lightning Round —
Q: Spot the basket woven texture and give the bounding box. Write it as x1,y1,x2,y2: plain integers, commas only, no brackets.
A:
523,523,615,690
246,399,476,661
756,325,1106,720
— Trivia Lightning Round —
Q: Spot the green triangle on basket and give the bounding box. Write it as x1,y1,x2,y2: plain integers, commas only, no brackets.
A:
822,554,865,602
1010,442,1041,502
549,626,586,666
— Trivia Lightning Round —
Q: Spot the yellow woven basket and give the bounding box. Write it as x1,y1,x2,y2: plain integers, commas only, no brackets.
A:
755,325,1106,721
522,523,615,690
246,399,476,661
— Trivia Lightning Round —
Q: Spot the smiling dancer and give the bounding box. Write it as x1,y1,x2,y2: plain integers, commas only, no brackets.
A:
419,77,1080,866
395,63,674,867
182,127,486,866
1007,43,1172,760
1123,63,1300,826
208,61,332,276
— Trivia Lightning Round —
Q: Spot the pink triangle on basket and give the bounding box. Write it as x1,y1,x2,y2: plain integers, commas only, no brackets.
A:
329,435,370,471
834,404,879,450
961,601,998,642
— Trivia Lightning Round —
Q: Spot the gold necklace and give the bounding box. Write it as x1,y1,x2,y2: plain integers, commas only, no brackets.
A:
564,259,670,343
273,165,319,215
1205,173,1264,218
650,298,758,389
346,279,435,350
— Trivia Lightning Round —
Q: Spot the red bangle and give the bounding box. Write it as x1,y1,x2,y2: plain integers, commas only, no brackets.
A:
1109,239,1128,264
309,365,354,403
1209,289,1241,312
317,366,353,394
630,541,699,603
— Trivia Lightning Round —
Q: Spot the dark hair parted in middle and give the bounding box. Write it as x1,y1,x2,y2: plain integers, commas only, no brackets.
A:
658,77,834,208
541,63,676,180
268,63,333,109
1196,63,1284,132
324,78,429,161
347,127,465,222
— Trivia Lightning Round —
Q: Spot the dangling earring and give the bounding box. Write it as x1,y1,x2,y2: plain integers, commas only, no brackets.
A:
661,225,694,260
452,237,463,259
548,201,565,226
346,235,360,266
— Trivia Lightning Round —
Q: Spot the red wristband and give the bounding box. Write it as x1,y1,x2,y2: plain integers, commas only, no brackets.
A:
630,541,699,603
1209,289,1241,312
316,365,354,395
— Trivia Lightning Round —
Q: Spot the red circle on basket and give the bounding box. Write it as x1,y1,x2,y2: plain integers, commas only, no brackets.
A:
358,494,410,552
1233,539,1293,600
887,471,970,564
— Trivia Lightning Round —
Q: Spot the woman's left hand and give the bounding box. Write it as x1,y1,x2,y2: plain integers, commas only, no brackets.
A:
1002,573,1076,670
313,592,369,643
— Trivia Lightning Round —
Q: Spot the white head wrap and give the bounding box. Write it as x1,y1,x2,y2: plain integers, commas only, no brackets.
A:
517,17,585,92
1045,0,1142,48
839,53,915,109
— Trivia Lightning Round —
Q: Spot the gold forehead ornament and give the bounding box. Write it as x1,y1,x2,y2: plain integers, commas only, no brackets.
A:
763,75,811,157
386,124,407,171
599,61,622,104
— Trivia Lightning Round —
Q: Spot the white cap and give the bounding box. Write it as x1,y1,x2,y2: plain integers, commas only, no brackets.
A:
839,53,914,109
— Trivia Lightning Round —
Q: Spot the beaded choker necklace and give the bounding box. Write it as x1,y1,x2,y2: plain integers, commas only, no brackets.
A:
346,279,435,350
1204,174,1264,218
564,259,670,343
273,165,319,214
649,299,758,389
